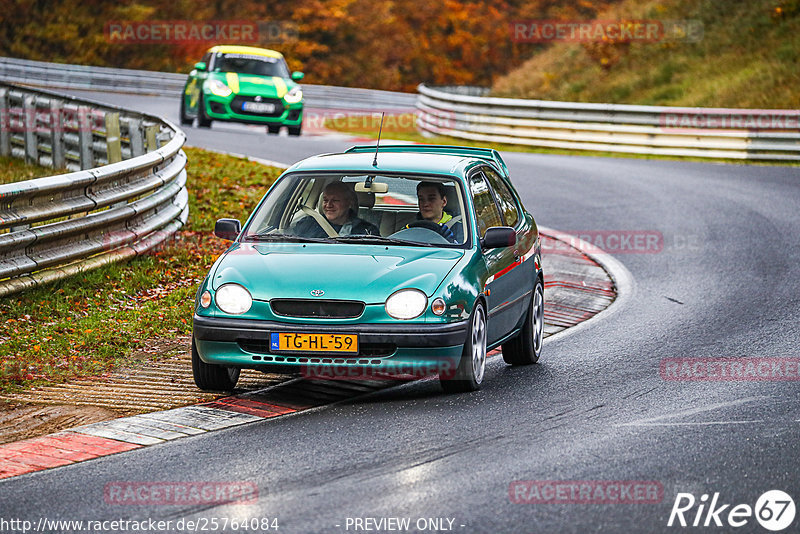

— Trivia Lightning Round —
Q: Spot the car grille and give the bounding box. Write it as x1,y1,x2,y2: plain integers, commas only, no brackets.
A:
238,340,396,360
270,299,365,319
231,96,284,117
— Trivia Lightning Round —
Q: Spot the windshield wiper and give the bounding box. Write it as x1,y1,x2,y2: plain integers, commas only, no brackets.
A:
333,235,435,247
244,234,336,243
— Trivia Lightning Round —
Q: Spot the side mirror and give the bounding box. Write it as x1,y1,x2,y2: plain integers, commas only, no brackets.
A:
194,62,207,72
481,226,516,249
214,218,241,240
291,71,304,81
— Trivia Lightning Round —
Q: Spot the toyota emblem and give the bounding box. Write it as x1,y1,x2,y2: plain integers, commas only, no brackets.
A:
310,289,324,297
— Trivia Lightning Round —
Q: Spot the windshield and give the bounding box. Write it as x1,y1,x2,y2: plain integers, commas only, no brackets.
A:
213,53,290,77
242,173,469,247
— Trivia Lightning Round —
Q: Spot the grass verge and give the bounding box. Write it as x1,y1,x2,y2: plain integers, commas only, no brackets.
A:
0,147,282,394
0,156,67,185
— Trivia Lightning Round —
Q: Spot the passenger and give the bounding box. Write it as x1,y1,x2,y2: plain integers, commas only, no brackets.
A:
413,181,463,243
292,181,379,237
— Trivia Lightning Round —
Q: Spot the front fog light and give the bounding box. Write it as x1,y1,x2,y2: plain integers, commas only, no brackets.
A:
215,284,252,314
385,289,427,320
431,297,446,316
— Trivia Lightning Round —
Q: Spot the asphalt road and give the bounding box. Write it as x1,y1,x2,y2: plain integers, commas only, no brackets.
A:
1,91,799,533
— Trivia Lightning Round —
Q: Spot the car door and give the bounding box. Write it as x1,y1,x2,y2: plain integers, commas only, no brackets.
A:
482,166,532,331
468,169,517,345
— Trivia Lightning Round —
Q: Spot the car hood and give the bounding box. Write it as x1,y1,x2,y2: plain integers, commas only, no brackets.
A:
212,72,294,98
211,243,464,302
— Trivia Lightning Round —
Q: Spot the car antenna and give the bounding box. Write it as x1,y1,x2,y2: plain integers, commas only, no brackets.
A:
372,112,385,167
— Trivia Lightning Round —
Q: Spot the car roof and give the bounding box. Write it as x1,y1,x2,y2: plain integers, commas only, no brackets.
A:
286,145,507,177
207,45,284,58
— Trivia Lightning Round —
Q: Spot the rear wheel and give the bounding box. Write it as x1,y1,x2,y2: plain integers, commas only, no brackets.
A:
440,301,486,393
197,94,212,128
192,337,240,391
267,124,281,135
502,278,544,365
288,124,302,136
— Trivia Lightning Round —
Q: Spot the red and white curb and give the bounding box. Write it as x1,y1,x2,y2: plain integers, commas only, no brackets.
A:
0,378,388,480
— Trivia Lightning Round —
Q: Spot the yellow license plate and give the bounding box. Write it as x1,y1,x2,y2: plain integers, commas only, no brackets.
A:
270,333,358,353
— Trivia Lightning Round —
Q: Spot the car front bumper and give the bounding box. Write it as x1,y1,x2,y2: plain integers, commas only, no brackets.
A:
193,314,468,375
204,95,303,126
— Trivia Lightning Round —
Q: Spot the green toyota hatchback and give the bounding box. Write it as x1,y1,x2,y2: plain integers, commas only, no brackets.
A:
192,145,544,393
180,45,304,135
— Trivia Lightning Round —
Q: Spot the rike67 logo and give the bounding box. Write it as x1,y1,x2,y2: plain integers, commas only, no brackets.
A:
668,490,795,531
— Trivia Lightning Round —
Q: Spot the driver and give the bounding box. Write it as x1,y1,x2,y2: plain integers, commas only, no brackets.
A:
291,181,379,237
410,181,463,243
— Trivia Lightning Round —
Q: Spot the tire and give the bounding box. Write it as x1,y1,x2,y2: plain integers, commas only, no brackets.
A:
267,124,281,135
197,94,212,128
502,278,544,365
440,301,487,393
191,337,240,391
179,97,193,126
288,124,302,136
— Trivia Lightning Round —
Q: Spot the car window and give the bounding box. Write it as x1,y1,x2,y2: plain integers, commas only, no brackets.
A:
214,53,290,78
483,168,519,227
469,172,503,238
242,173,468,247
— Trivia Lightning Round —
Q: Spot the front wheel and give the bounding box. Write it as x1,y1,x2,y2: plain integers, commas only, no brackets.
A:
502,278,544,365
197,94,212,128
288,124,302,136
179,97,192,126
192,337,240,391
440,301,487,393
266,124,281,135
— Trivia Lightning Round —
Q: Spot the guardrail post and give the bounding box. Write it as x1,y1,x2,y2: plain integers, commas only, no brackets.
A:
0,87,9,157
145,124,159,152
105,111,122,164
128,118,145,157
50,99,65,168
23,95,37,164
78,105,93,169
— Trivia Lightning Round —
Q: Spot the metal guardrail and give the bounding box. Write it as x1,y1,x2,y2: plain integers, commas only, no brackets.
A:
0,83,188,297
416,84,800,161
0,57,417,111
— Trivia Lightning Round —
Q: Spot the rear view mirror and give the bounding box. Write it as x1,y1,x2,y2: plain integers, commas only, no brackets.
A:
354,182,389,193
481,226,516,249
214,218,241,240
194,62,207,71
291,71,304,81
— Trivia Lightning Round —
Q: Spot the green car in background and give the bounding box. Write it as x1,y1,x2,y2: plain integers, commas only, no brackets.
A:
192,145,544,393
180,45,304,136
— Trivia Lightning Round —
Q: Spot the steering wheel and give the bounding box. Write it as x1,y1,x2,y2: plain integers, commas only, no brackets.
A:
407,220,451,238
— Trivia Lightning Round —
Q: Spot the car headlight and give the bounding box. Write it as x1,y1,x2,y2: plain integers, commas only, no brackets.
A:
385,289,427,320
215,284,252,314
284,86,303,104
208,79,233,97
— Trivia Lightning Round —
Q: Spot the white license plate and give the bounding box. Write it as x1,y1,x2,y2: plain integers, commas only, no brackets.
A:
242,102,275,113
